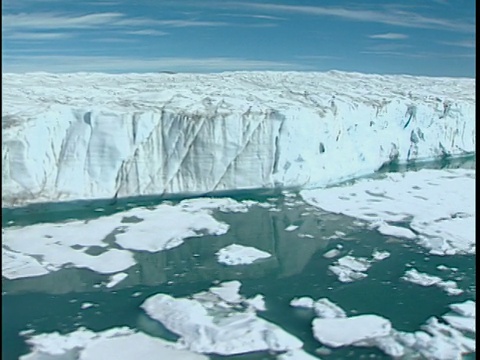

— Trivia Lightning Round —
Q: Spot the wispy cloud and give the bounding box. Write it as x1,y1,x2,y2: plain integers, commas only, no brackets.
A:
226,2,474,33
2,12,125,30
361,50,475,59
2,55,300,73
217,12,285,21
295,55,341,60
125,29,168,36
3,31,72,40
2,12,229,33
439,40,475,48
369,33,408,40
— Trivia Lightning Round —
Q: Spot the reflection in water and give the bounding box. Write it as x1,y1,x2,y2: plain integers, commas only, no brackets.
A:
4,196,358,295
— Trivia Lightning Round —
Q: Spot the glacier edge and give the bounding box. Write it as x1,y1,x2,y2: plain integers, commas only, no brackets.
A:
2,71,475,206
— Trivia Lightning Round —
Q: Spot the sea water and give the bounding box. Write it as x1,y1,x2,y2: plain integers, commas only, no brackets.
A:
2,156,475,360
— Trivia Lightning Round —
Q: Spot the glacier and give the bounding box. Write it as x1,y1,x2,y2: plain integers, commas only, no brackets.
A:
2,71,475,206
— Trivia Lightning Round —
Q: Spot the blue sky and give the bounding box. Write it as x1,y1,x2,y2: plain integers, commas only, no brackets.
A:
2,0,476,77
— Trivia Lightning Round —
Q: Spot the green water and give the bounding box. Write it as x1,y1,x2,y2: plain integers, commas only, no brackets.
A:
2,156,476,360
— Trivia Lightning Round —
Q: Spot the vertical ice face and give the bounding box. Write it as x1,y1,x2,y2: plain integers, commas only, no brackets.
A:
2,71,475,205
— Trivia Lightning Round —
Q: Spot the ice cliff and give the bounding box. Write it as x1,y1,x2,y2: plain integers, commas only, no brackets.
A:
2,71,475,206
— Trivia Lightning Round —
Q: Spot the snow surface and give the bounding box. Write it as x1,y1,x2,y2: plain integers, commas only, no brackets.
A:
216,244,272,265
301,168,475,256
2,71,475,206
141,281,304,355
20,327,208,360
2,197,248,279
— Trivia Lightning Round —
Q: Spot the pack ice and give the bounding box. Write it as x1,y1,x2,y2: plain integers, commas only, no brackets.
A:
2,71,475,205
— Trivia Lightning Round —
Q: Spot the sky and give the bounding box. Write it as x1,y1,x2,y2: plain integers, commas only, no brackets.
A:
1,0,476,77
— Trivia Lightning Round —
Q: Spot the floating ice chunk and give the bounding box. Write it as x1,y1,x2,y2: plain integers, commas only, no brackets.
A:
179,197,252,213
313,298,346,319
277,349,319,360
141,292,303,355
356,334,406,358
329,255,371,283
209,280,243,304
3,223,136,276
298,233,314,238
4,198,235,277
337,256,370,272
371,250,390,261
420,317,476,355
285,225,299,232
216,244,271,266
301,169,475,256
442,315,475,333
436,280,464,296
115,204,230,252
322,249,340,259
374,221,416,239
245,294,266,311
106,272,128,288
312,315,392,347
20,327,207,360
449,300,475,317
402,268,463,295
402,268,442,286
329,265,367,283
290,297,315,308
2,248,49,280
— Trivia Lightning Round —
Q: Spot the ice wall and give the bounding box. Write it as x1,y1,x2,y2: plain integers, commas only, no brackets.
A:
2,71,475,206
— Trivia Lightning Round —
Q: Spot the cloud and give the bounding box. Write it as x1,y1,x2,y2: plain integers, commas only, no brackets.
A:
2,55,301,73
217,13,285,21
2,12,125,30
225,2,474,33
295,55,341,60
2,12,228,33
125,29,169,36
361,50,475,59
3,32,72,40
369,33,408,40
439,40,475,48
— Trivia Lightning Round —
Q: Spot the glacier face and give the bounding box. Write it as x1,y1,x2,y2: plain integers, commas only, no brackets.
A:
2,71,475,206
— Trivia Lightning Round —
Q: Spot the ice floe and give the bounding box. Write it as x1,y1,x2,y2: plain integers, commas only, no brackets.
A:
312,315,392,347
2,248,50,280
290,297,346,319
141,281,304,355
20,327,208,360
402,268,463,295
216,244,271,265
277,349,320,360
322,249,341,259
106,272,128,288
301,169,475,255
290,297,315,309
2,197,250,279
285,225,299,232
304,297,476,359
328,255,371,283
449,300,475,317
312,298,347,319
372,250,390,261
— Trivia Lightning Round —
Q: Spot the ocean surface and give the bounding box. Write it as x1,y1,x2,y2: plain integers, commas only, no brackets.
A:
2,156,475,360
